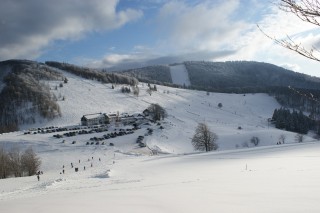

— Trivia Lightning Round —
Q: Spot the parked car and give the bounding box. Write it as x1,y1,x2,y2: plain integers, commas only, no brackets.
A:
138,142,146,148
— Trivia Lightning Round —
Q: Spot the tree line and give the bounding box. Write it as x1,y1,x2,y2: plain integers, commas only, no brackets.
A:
0,145,41,179
271,108,316,134
269,86,320,118
118,65,172,85
46,61,139,86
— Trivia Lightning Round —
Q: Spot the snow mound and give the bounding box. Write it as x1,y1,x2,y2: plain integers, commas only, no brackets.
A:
91,170,110,179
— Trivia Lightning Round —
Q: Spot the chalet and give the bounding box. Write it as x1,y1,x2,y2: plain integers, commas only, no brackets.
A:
81,113,109,126
81,111,149,126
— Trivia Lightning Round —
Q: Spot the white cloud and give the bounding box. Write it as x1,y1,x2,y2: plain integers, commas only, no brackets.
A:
213,3,320,76
0,0,142,60
86,53,152,68
154,0,256,54
79,0,320,76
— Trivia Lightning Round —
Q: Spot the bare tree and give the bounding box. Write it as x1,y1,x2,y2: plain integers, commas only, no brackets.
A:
259,0,320,62
132,85,140,97
147,103,167,121
8,146,23,177
250,136,260,146
279,134,286,143
22,147,41,176
295,133,304,143
192,123,218,152
0,145,9,179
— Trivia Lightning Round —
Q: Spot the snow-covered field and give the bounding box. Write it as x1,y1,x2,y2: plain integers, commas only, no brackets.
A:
1,70,320,212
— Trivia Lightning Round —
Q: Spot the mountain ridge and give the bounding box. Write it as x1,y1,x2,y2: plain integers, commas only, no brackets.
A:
1,59,320,133
115,60,320,92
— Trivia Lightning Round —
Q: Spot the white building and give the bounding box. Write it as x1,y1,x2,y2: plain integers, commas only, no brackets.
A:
81,113,109,126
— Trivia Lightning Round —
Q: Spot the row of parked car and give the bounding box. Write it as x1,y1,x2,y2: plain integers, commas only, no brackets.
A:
26,126,85,135
27,124,111,135
53,126,138,139
85,141,114,146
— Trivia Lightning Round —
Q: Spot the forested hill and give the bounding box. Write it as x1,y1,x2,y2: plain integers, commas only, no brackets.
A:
0,60,64,133
117,65,172,85
0,60,139,133
115,61,320,92
184,61,320,92
45,61,138,86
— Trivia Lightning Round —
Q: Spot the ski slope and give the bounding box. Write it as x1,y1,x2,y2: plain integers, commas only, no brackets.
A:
169,64,191,86
1,69,320,212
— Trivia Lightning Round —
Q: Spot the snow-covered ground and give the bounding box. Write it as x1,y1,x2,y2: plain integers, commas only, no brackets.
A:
169,64,191,86
1,70,320,212
1,142,320,213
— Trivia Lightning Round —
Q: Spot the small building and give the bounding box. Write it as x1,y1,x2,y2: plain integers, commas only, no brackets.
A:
107,113,119,124
81,113,109,126
120,114,136,125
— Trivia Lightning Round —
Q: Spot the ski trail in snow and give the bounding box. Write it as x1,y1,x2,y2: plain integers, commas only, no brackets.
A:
169,64,191,86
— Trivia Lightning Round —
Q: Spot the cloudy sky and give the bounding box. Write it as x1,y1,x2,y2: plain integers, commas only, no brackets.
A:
1,0,320,76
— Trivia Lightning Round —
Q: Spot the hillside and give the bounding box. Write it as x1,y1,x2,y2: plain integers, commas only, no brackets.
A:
1,69,320,212
0,60,65,132
12,67,291,152
116,60,320,92
118,64,172,84
2,59,318,134
0,60,138,133
185,61,320,91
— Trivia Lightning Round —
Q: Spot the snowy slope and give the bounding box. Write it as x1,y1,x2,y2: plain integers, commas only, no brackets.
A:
1,69,320,212
1,142,320,213
16,68,291,153
169,64,191,86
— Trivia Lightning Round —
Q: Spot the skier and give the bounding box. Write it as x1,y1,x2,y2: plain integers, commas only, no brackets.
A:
37,175,40,181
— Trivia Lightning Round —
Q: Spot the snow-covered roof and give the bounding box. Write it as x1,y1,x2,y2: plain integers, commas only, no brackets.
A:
107,113,118,118
83,113,106,120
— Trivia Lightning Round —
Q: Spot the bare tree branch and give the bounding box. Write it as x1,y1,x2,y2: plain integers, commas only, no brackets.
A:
259,1,320,62
279,0,320,26
257,24,320,62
